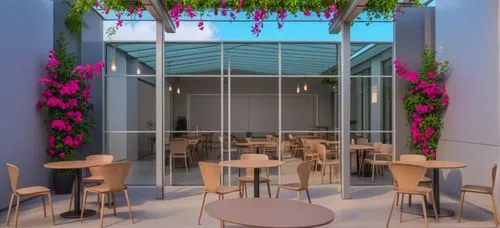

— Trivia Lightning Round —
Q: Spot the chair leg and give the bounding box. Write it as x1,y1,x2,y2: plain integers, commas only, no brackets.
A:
430,193,439,222
42,195,47,217
80,190,88,223
275,187,281,199
5,193,14,226
372,164,376,182
399,192,404,223
457,191,465,223
267,182,272,198
306,190,312,204
329,165,333,184
244,184,248,198
124,189,135,224
321,165,326,183
107,193,112,209
14,195,20,228
112,193,117,216
386,192,397,228
185,156,188,173
396,193,399,207
422,195,429,228
97,193,101,209
100,193,105,228
198,192,207,225
491,194,499,225
47,193,55,225
409,195,412,207
221,194,224,200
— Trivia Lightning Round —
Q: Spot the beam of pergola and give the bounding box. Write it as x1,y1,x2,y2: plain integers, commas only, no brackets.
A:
140,0,176,33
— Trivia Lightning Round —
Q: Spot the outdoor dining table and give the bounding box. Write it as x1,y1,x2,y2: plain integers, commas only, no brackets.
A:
219,159,284,198
205,198,335,228
397,160,467,217
44,160,108,218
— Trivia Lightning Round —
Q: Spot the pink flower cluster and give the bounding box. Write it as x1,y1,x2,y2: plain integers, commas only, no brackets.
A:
38,48,104,159
95,1,143,28
394,58,449,159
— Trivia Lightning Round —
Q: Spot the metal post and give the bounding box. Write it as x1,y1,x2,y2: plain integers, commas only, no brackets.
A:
340,21,352,199
220,43,224,185
278,42,282,184
228,56,231,186
155,21,165,199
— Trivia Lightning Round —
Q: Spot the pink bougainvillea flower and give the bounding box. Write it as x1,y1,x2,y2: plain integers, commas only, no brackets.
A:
50,119,67,131
104,9,110,14
304,10,311,16
36,100,43,109
442,93,449,107
407,71,419,84
427,71,436,79
238,0,243,7
415,104,429,114
59,152,65,159
75,133,83,142
424,126,435,138
198,20,204,31
64,135,74,147
49,136,56,147
49,149,55,156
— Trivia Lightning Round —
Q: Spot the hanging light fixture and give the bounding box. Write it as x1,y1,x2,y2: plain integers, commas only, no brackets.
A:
303,81,308,92
176,87,181,95
136,67,141,75
296,84,300,94
111,44,117,72
168,84,173,92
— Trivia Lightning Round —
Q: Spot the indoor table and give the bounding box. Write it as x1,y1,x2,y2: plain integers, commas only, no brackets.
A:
349,144,374,175
205,198,335,228
44,160,108,218
219,159,284,198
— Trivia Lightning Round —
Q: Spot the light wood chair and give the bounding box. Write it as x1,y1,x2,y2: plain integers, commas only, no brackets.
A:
80,161,134,228
238,154,272,198
171,139,191,172
386,163,438,228
69,154,114,210
276,160,314,203
315,144,340,184
197,162,241,225
302,139,320,163
363,144,393,181
398,154,433,206
5,163,55,228
457,163,498,225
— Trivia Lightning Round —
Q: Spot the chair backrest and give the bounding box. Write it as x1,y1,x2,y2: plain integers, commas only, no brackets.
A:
6,163,19,192
87,155,114,176
381,144,393,155
492,163,498,191
170,140,188,154
297,161,314,189
357,138,369,145
400,154,426,162
100,161,132,192
389,163,427,192
199,162,220,193
241,154,269,177
372,142,383,152
316,144,327,161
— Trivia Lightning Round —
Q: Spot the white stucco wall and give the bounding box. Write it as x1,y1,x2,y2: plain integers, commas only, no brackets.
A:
436,0,500,212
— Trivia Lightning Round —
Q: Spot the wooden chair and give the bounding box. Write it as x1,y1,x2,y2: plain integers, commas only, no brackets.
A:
5,163,55,228
315,144,340,184
80,161,134,228
398,154,433,206
69,154,114,210
276,161,314,203
363,144,393,181
238,154,272,198
171,139,191,172
457,163,499,225
386,163,438,228
197,162,241,225
302,139,320,163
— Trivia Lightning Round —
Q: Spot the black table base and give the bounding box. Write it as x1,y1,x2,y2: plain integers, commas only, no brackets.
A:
403,205,455,218
61,209,96,219
254,168,260,198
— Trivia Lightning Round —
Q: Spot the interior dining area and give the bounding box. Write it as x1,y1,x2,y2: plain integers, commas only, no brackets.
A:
104,41,394,188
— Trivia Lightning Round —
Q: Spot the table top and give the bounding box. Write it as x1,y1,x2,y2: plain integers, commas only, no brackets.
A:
395,160,467,169
205,198,335,228
44,160,109,170
321,140,340,144
350,145,374,150
219,159,284,168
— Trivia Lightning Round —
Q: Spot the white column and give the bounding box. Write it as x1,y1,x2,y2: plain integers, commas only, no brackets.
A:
155,21,165,199
340,21,352,199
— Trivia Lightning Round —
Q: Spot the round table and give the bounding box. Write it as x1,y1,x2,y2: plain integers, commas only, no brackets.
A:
205,198,335,228
220,160,284,198
44,160,108,219
397,160,467,217
350,145,374,175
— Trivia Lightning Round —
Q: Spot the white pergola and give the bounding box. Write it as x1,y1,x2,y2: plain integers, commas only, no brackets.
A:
142,0,369,200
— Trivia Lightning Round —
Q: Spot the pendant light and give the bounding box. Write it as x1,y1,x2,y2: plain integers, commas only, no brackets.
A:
111,44,117,72
176,87,181,95
296,84,300,94
136,67,141,75
168,84,173,92
303,78,308,92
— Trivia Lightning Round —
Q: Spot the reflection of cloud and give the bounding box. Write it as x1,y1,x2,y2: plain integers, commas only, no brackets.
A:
103,21,219,41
